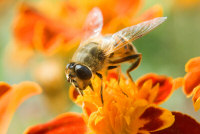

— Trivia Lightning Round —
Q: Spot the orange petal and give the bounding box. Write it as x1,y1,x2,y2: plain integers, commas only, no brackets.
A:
192,85,200,111
137,73,173,104
183,71,200,96
151,112,200,134
173,77,184,90
25,113,87,134
185,57,200,72
139,105,174,132
0,81,42,134
0,82,11,98
114,0,142,16
14,4,80,54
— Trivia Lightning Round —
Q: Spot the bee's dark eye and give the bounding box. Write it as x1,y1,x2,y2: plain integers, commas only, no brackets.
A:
66,62,75,69
75,64,92,80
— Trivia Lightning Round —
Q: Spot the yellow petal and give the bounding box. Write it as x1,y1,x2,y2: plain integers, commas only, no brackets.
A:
192,85,200,111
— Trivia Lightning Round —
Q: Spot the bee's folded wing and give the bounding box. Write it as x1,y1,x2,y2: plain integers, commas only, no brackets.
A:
103,17,167,56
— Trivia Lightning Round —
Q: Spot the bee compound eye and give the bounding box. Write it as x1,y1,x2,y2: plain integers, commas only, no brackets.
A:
75,64,92,80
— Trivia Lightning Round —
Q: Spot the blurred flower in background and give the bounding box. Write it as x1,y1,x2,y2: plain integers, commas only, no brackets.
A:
183,57,200,111
0,81,41,134
0,0,199,133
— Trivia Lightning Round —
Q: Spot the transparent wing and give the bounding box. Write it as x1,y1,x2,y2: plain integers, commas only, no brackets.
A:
103,17,167,56
81,7,103,43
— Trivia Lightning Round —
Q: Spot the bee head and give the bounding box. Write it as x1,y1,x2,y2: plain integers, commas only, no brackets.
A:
65,62,92,90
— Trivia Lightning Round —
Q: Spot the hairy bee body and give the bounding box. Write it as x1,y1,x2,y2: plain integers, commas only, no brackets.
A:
72,35,138,74
72,42,106,73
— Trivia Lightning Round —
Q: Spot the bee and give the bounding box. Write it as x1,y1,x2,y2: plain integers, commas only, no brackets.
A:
65,7,167,103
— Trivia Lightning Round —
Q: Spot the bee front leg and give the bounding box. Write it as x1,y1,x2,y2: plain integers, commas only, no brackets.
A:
96,72,104,105
126,53,142,81
88,81,94,91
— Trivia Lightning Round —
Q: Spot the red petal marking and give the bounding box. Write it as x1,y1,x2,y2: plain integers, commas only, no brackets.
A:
137,74,173,104
69,86,79,102
183,71,200,96
185,57,200,72
151,112,200,134
140,107,163,131
140,107,163,119
107,70,119,81
0,83,11,98
25,113,87,134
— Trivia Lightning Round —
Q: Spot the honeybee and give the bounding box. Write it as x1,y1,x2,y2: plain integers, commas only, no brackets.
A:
65,7,167,103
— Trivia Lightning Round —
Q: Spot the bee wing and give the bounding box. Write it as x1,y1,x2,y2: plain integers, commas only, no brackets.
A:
81,7,103,42
103,17,167,56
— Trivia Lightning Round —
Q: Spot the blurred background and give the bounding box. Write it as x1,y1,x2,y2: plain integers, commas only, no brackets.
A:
0,0,200,133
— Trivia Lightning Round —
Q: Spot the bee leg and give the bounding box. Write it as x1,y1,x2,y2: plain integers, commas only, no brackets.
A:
89,81,94,91
96,72,104,105
116,66,128,97
117,65,121,84
126,54,142,81
109,53,142,81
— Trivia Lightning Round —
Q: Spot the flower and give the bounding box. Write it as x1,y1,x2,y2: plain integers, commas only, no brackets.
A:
0,81,42,134
25,71,177,134
182,57,200,111
25,71,200,134
74,72,177,134
13,3,79,55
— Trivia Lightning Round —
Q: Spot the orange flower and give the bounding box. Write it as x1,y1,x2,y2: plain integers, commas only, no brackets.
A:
0,81,42,134
27,71,178,134
13,4,80,55
13,0,163,55
25,71,200,134
182,57,200,111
